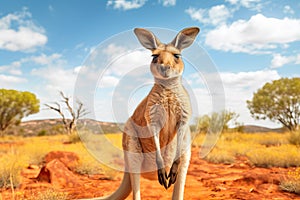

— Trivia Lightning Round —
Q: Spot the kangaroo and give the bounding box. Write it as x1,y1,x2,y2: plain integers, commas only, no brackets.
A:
87,27,199,200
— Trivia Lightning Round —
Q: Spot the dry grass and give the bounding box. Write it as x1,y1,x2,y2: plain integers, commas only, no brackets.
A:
280,168,300,195
204,148,235,164
0,152,26,188
193,132,300,168
288,131,300,146
280,180,300,195
25,189,69,200
0,133,123,188
1,130,300,196
246,145,300,168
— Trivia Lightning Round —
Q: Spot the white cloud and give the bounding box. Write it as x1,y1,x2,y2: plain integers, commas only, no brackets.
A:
185,5,231,26
100,43,150,76
189,70,281,127
0,61,22,75
0,53,64,77
98,75,119,88
0,74,27,88
30,53,63,65
107,49,150,76
283,5,294,15
220,70,280,90
31,66,78,94
205,14,300,54
29,53,74,94
0,8,47,52
107,0,147,10
102,43,128,59
225,0,263,11
160,0,176,7
270,53,300,68
221,70,281,127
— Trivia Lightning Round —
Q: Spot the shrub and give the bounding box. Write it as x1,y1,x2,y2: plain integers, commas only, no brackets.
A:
67,132,81,143
37,129,47,136
280,177,300,195
26,189,69,200
74,152,118,180
288,131,300,146
75,159,103,175
205,149,235,164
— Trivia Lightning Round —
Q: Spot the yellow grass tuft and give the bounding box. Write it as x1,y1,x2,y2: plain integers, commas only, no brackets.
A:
25,188,69,200
204,148,235,164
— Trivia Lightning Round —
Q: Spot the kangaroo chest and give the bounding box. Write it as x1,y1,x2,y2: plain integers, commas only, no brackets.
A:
146,84,191,124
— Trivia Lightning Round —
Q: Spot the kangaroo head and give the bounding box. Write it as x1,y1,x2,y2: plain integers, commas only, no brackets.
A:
134,27,200,80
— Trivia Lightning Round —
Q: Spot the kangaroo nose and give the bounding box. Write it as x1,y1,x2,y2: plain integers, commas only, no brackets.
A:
162,65,170,70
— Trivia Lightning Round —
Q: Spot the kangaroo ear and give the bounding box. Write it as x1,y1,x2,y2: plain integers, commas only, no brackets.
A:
171,27,200,50
134,28,161,50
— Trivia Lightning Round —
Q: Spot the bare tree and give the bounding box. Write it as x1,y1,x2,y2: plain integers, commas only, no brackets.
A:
45,91,88,135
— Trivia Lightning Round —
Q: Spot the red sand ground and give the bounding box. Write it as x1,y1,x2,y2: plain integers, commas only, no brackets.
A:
1,147,300,200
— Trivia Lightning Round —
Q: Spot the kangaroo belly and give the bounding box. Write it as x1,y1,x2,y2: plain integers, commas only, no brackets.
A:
140,136,177,178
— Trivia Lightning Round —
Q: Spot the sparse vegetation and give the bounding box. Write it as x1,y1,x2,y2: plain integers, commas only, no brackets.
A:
280,176,300,195
67,131,81,143
288,131,300,146
45,91,88,135
246,145,300,168
195,110,240,134
1,127,300,198
204,148,235,164
25,189,69,200
193,132,300,168
0,151,27,188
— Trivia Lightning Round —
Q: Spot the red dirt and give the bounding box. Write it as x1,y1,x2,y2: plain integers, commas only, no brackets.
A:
1,147,300,200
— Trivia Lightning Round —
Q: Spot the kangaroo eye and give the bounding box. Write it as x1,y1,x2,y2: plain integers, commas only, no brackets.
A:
173,54,181,59
152,54,159,59
152,54,159,62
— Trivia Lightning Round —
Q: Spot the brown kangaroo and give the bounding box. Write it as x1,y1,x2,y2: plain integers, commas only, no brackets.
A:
83,27,199,200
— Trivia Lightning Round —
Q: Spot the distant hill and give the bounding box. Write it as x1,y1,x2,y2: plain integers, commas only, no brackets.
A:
6,119,286,136
242,125,286,133
7,119,123,136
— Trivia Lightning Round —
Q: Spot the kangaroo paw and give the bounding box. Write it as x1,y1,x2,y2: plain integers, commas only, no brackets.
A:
167,161,179,188
157,168,168,189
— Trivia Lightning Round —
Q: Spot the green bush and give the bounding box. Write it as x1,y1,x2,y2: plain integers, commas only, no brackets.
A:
38,129,47,136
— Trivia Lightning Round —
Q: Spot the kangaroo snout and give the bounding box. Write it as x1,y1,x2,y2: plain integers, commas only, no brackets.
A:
160,65,171,76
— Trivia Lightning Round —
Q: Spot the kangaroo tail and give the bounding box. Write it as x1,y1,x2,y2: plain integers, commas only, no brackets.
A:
78,172,131,200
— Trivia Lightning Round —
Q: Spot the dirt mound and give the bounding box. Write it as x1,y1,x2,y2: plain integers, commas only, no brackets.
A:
44,151,79,170
37,159,83,188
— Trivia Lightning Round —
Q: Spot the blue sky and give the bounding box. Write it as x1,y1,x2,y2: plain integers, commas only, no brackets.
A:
1,0,300,128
